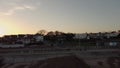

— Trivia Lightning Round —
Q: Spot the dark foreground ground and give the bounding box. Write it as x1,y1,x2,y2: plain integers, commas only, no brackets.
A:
0,47,120,68
0,55,120,68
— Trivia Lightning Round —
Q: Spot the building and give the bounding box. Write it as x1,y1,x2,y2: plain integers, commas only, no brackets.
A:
34,34,44,42
96,39,120,47
103,31,119,38
74,33,89,39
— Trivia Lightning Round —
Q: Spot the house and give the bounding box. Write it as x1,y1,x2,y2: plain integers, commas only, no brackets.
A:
96,38,120,47
23,34,35,45
2,35,18,44
104,39,120,47
74,33,89,39
34,34,44,42
23,34,45,46
89,33,99,39
105,32,119,38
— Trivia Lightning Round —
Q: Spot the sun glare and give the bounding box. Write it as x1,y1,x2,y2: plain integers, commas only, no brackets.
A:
0,27,6,37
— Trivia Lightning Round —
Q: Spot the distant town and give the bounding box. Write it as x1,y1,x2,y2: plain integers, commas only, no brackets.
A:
0,30,120,68
0,30,120,48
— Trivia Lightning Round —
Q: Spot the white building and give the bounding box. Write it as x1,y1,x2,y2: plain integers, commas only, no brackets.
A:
34,35,44,42
106,32,119,38
74,33,88,39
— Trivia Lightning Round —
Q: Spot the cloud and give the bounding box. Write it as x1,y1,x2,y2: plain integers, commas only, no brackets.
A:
2,5,36,15
23,5,36,10
0,0,39,15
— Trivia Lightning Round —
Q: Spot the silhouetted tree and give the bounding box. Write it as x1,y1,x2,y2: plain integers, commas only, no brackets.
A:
54,31,64,35
36,30,47,35
117,34,120,38
44,31,65,46
64,33,75,41
44,31,56,43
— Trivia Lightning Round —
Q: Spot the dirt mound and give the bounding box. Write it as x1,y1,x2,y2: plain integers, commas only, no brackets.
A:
106,57,120,68
29,55,90,68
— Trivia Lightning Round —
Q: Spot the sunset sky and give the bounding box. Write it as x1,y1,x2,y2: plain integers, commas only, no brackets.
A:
0,0,120,36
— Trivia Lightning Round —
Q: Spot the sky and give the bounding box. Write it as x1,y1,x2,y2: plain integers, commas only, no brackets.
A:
0,0,120,36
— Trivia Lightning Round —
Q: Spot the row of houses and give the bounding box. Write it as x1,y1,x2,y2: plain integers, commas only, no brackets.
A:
0,30,120,48
74,31,120,39
0,34,44,45
0,32,75,48
74,31,120,47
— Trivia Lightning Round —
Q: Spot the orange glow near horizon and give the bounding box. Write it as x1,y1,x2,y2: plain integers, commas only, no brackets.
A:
0,19,37,37
0,19,23,36
0,27,7,37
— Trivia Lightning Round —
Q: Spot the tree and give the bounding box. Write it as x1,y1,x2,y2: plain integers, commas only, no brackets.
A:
36,30,47,35
54,31,64,35
64,33,75,41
